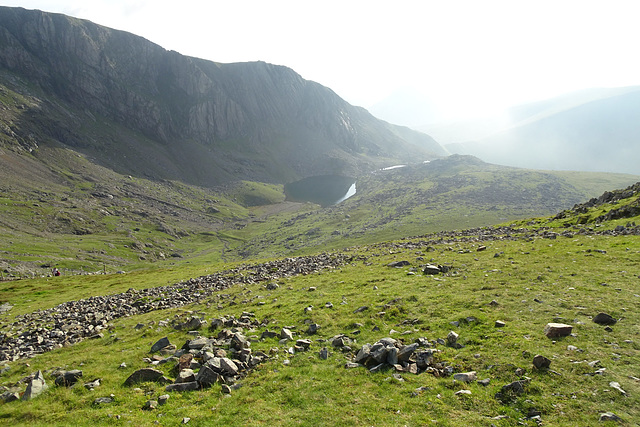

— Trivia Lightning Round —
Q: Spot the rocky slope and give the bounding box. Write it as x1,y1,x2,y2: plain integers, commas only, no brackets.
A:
0,6,444,187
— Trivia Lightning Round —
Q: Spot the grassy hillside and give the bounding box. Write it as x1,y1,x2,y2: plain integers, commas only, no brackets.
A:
0,187,639,425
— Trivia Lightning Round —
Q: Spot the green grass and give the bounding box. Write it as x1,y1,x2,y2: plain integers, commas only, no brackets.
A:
1,228,639,425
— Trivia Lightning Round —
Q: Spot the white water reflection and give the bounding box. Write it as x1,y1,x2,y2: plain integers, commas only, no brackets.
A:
335,182,356,204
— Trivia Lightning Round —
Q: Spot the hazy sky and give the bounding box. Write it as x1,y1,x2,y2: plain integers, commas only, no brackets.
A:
3,0,640,118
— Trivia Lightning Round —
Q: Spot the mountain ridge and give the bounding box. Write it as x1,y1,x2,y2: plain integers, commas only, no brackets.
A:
0,6,445,187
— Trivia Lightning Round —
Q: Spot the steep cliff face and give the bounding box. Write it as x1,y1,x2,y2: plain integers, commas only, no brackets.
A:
0,6,444,186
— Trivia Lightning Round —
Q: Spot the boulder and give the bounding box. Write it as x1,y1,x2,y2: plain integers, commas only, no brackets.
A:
423,264,441,275
124,368,166,386
453,371,477,383
55,370,83,387
280,328,294,341
593,313,617,326
397,343,419,362
532,355,551,370
543,322,573,338
175,369,196,384
150,337,171,353
195,365,220,387
22,371,47,400
599,412,622,422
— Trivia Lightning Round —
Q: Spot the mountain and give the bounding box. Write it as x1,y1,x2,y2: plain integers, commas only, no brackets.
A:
0,6,445,188
430,87,640,174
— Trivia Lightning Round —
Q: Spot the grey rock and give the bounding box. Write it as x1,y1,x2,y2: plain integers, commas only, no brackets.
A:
55,369,83,387
453,371,477,383
143,400,158,410
166,381,200,392
196,365,220,387
423,264,441,275
0,391,20,402
150,337,171,353
219,357,239,376
187,337,209,349
124,368,165,386
93,395,115,405
318,347,329,360
387,260,410,268
386,347,398,366
495,380,526,403
354,344,371,363
280,328,293,341
22,371,47,400
84,378,101,390
543,322,573,338
599,412,622,422
446,331,459,346
593,313,617,326
532,355,551,370
397,343,419,362
609,381,627,396
175,369,196,384
495,320,506,328
158,394,170,405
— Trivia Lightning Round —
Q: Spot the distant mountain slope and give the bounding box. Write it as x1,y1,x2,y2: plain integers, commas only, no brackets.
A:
435,87,640,174
0,6,445,187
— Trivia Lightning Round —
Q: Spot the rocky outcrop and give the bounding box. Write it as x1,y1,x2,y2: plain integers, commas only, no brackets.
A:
0,6,444,187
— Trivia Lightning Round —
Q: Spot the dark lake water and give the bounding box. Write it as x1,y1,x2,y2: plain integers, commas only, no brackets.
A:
284,175,356,206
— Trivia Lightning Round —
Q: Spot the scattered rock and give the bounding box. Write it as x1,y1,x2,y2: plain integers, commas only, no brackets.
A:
495,320,506,328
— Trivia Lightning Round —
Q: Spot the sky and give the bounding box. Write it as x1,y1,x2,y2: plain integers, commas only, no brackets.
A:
3,0,640,119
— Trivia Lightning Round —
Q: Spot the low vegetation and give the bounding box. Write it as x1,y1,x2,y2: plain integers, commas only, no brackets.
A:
0,182,639,425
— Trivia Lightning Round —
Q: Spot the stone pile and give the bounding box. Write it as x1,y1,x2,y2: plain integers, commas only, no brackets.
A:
124,324,269,394
349,337,452,377
0,253,359,362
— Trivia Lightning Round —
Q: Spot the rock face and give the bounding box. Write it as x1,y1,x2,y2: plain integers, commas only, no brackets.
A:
0,6,444,187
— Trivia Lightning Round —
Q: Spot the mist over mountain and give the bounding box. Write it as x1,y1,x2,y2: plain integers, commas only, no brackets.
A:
0,6,445,188
424,87,640,174
368,88,445,128
442,87,640,174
